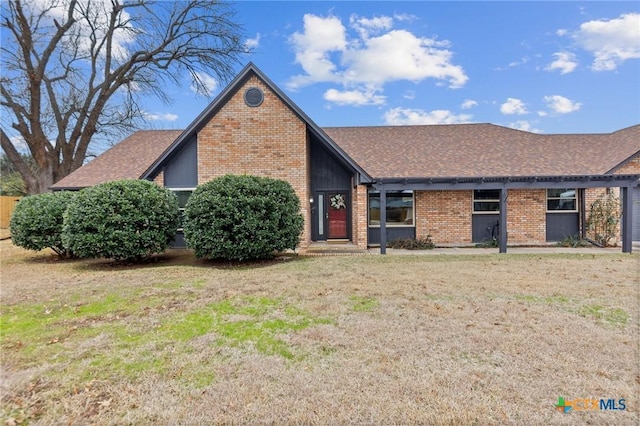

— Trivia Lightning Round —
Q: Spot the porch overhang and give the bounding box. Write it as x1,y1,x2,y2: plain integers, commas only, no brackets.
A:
371,173,640,254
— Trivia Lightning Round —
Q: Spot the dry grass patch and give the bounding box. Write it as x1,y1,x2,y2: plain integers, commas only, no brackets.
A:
1,241,638,425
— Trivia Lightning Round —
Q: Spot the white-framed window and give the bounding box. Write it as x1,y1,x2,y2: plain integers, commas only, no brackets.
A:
547,188,577,212
473,189,500,214
167,188,195,230
368,191,414,227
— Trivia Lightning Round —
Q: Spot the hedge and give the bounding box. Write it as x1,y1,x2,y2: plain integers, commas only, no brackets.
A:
183,175,304,261
62,180,179,261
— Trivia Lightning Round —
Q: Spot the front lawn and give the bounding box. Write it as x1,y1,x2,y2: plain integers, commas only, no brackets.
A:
1,241,637,425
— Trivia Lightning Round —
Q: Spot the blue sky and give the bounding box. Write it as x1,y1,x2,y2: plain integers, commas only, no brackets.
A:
143,1,640,135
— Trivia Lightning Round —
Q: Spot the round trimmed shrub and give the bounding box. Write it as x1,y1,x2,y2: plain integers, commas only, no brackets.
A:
10,191,76,256
62,180,179,261
183,174,304,261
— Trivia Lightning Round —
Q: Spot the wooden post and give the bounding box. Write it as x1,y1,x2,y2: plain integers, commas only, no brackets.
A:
621,186,633,253
499,188,508,253
380,189,387,255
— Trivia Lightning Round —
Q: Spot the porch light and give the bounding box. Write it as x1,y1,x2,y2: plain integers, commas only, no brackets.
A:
309,197,314,204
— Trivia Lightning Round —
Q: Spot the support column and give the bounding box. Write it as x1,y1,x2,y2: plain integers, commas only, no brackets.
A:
621,186,633,253
380,189,387,255
579,188,586,239
499,188,508,253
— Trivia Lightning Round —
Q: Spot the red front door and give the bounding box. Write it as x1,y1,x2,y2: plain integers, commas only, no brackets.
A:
327,192,348,239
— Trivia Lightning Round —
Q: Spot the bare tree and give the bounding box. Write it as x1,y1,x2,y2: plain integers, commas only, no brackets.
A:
1,0,247,194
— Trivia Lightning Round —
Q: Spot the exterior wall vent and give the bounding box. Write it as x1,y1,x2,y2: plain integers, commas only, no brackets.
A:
244,87,264,107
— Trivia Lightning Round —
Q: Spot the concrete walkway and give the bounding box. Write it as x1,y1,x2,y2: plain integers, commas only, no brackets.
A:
301,241,640,256
368,246,635,255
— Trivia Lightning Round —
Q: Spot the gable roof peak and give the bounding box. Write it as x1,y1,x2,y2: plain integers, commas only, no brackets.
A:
141,62,371,182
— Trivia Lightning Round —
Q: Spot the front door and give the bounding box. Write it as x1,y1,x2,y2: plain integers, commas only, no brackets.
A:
312,191,350,240
327,192,348,239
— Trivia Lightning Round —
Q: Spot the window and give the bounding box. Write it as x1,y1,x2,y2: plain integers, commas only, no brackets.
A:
169,189,194,230
547,188,577,211
473,189,500,213
369,191,414,226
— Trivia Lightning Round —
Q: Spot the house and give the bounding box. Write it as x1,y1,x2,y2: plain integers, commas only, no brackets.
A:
51,63,640,253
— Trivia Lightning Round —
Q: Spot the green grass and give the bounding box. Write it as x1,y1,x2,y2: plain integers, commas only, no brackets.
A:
578,305,629,325
512,294,628,326
513,294,571,304
161,297,333,359
1,289,334,387
350,295,379,312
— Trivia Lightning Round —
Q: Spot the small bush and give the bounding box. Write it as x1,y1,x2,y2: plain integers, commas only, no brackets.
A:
10,191,76,256
62,180,179,261
556,234,588,248
475,238,499,248
587,192,620,247
387,236,435,250
183,174,304,261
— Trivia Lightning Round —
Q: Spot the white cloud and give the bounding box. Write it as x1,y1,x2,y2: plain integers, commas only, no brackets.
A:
288,14,346,88
508,56,529,68
288,13,468,105
545,52,578,74
461,99,478,109
341,29,468,88
190,72,218,96
556,29,568,37
145,112,179,122
500,98,528,115
245,33,261,49
383,107,472,125
507,120,541,133
403,90,416,100
323,88,385,106
349,14,393,39
574,13,640,71
393,13,418,23
544,95,582,114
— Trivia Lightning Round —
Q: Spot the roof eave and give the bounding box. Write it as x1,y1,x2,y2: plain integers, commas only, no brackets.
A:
371,173,640,190
49,185,87,191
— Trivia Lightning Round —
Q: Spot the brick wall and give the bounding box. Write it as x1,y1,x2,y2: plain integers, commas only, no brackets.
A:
506,189,546,243
415,189,547,245
196,75,311,246
153,171,163,186
352,185,368,249
415,190,472,244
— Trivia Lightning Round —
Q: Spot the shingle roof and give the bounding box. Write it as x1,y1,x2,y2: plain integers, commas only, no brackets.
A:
51,123,640,190
51,130,182,189
323,123,640,178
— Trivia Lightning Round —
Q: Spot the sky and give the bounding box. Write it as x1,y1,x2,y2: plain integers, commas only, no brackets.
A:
141,1,640,135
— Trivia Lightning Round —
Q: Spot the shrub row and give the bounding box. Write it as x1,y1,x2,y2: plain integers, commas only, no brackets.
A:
10,175,303,262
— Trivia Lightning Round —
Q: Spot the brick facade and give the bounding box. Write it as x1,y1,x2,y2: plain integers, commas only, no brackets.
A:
153,171,163,186
506,189,546,243
415,190,472,244
414,189,548,245
196,76,311,246
352,185,368,249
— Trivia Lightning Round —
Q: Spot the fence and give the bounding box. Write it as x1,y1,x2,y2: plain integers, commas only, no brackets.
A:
0,196,22,228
